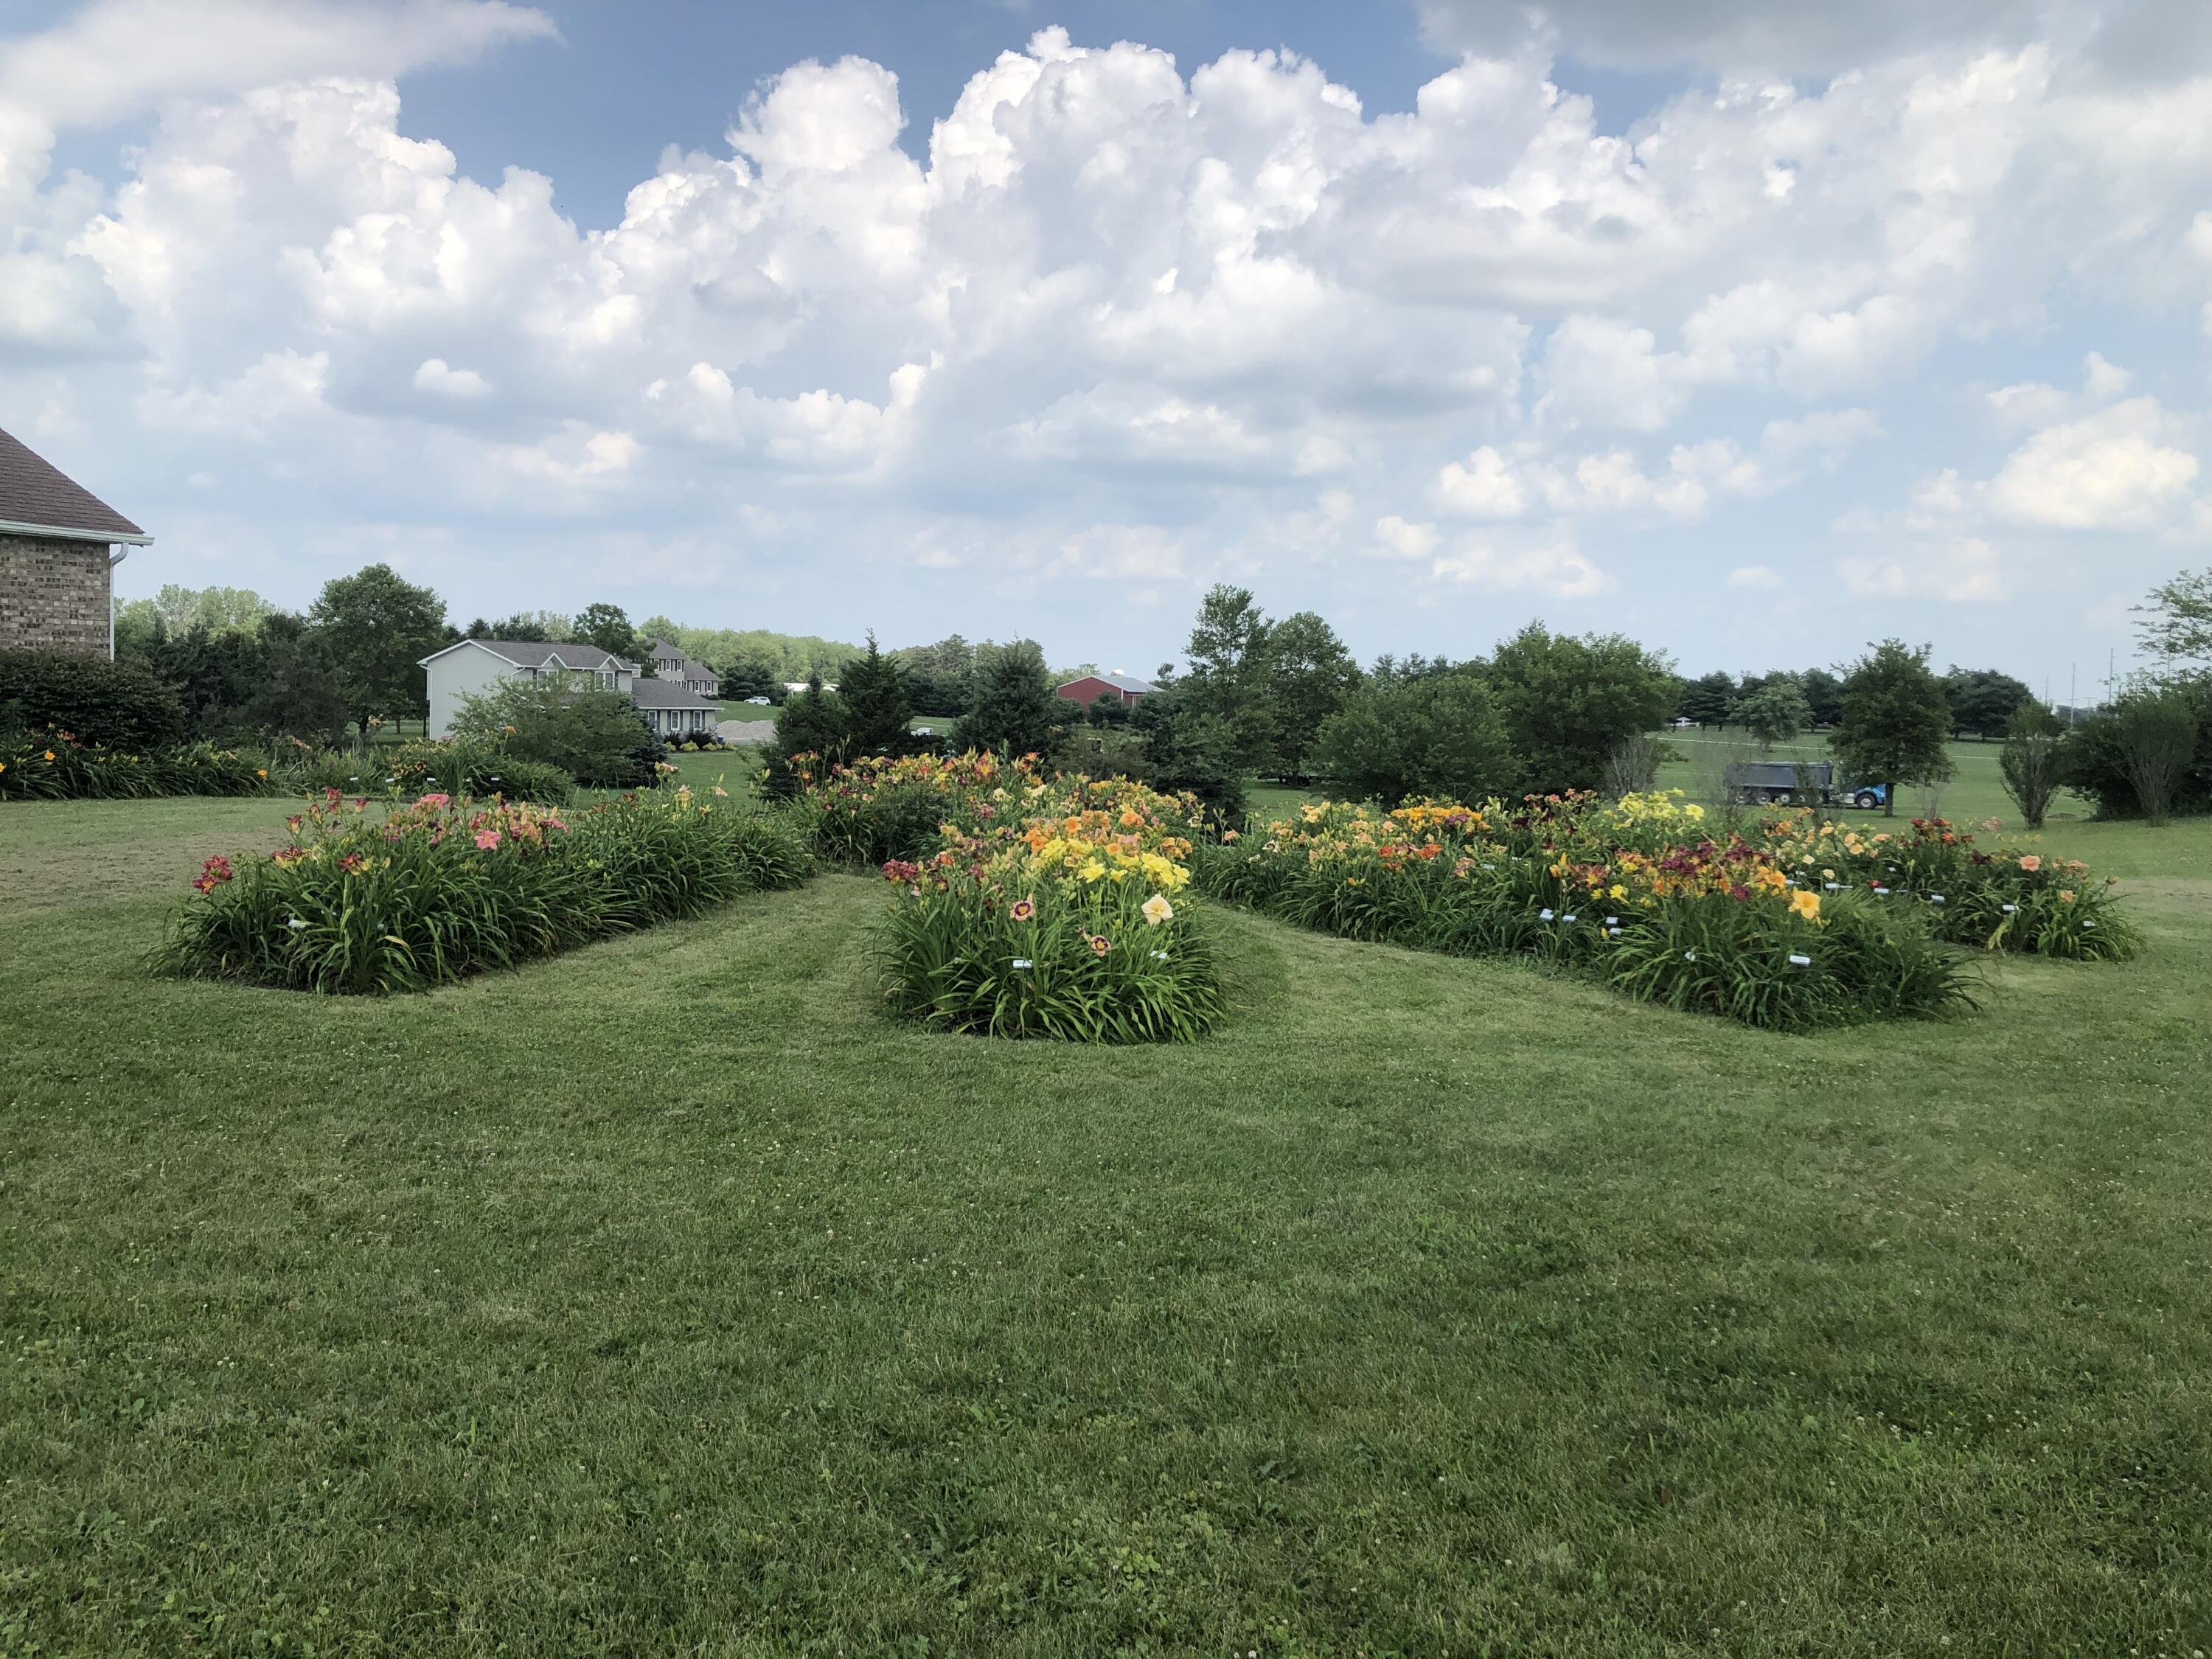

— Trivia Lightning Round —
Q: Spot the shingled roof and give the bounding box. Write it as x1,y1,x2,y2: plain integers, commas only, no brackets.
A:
419,639,633,672
628,675,722,712
0,426,149,543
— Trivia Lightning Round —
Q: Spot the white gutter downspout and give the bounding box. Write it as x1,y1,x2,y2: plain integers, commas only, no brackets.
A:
108,546,129,660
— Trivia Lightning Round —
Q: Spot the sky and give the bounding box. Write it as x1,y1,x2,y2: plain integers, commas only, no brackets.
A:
4,0,2211,691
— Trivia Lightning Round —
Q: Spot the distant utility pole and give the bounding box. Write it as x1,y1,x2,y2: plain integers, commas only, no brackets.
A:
2069,664,2076,725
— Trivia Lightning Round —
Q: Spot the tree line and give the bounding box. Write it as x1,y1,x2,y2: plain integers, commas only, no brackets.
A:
1672,664,2038,744
97,556,2212,825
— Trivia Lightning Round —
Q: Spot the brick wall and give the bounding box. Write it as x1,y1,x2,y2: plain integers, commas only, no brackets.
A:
0,533,111,658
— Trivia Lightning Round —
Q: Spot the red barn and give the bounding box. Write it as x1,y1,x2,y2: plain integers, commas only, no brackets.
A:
1055,671,1157,708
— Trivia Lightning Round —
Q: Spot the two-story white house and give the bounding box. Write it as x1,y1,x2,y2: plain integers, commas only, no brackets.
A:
643,638,721,700
420,638,723,741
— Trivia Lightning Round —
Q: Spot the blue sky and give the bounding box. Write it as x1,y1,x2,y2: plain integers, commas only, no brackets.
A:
4,0,2210,689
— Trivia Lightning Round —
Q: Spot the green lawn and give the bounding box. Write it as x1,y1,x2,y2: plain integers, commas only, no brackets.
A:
1653,731,2090,826
4,796,2210,1654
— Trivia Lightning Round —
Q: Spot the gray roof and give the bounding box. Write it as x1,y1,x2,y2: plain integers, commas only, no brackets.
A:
644,638,714,678
462,639,631,672
0,425,148,543
1064,672,1155,695
628,675,722,710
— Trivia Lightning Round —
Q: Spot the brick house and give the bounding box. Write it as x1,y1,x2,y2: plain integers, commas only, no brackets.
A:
1054,671,1156,708
0,426,152,659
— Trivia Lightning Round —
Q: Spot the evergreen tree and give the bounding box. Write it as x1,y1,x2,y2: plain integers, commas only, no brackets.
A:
1130,681,1245,824
1800,667,1845,727
954,640,1060,757
1832,640,1955,816
1941,667,2033,740
759,673,854,799
717,650,781,701
840,632,914,756
1679,669,1737,726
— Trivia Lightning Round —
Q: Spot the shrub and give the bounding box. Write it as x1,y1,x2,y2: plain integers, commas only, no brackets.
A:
2059,698,2212,820
1310,672,1514,807
1484,624,1677,794
1048,724,1151,785
2112,683,2199,826
874,789,1225,1042
153,785,813,994
760,679,853,799
1999,699,2067,830
0,651,186,749
1602,733,1670,798
450,677,663,789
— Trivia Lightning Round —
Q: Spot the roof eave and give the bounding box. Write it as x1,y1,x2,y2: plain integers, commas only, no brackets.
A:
420,639,523,670
0,518,153,546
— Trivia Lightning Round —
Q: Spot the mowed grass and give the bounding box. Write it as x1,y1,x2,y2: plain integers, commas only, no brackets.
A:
1654,731,2087,825
3,798,2211,1655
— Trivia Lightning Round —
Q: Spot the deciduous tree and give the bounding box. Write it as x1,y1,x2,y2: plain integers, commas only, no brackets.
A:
1312,672,1514,807
307,563,447,736
1999,698,2067,829
1733,674,1813,751
1485,623,1677,794
1832,639,1955,816
1262,610,1362,784
572,602,639,664
2136,566,2212,675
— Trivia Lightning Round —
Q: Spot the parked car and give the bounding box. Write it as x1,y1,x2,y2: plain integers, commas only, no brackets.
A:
1722,759,1888,809
743,695,771,705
